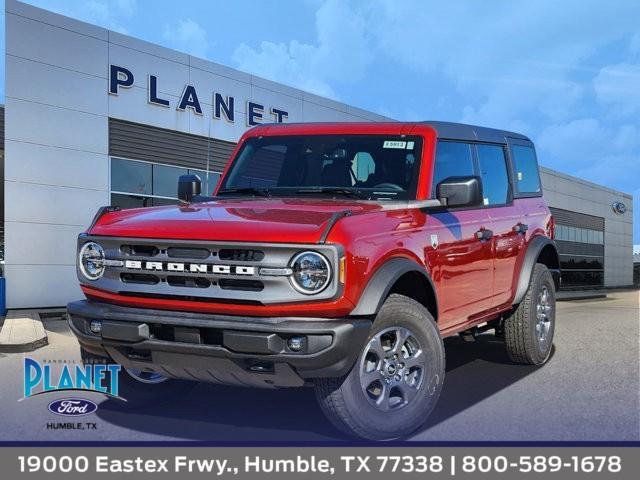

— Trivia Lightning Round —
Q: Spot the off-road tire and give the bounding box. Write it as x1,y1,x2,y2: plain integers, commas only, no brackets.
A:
314,294,445,440
504,263,556,365
80,348,195,408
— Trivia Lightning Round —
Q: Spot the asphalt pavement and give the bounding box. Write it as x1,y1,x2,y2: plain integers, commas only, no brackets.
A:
0,290,638,442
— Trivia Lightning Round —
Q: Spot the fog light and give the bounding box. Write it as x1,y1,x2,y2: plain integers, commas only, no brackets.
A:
287,336,305,352
89,320,102,334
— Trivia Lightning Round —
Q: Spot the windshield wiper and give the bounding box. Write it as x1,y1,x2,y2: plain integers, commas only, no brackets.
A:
295,187,369,199
217,187,272,197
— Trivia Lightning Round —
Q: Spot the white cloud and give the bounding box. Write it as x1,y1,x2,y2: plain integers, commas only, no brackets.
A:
69,0,137,33
233,40,338,98
232,0,372,99
593,62,640,115
537,118,640,194
162,19,209,59
537,118,609,167
368,0,640,127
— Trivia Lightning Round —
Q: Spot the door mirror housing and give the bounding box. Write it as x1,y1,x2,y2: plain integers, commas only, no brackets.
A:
436,176,483,208
178,174,202,203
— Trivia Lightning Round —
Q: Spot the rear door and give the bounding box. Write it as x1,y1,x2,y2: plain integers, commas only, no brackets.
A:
476,143,524,306
428,140,494,330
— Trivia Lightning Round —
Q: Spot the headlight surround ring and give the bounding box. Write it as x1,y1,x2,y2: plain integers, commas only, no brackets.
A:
289,251,332,295
78,242,106,281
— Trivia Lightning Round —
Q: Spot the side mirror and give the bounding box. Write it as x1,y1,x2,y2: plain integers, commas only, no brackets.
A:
436,176,483,208
178,174,202,203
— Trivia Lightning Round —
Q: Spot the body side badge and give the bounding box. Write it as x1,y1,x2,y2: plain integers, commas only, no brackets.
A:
431,234,439,249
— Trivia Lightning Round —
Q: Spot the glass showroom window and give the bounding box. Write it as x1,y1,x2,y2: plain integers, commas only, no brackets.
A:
554,224,604,245
553,223,605,288
110,158,221,209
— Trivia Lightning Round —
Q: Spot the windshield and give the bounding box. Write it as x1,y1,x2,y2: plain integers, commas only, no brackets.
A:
218,135,423,200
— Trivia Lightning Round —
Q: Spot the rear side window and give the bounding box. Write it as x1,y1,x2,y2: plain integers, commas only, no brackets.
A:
432,141,474,193
512,145,541,195
477,144,510,205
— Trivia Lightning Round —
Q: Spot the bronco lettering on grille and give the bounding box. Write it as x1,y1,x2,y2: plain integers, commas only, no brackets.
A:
124,260,255,275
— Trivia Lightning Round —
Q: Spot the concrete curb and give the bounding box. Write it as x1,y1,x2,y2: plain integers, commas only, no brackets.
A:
557,292,607,302
0,310,49,353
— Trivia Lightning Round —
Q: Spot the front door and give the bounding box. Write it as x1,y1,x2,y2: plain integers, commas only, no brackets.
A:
428,209,495,330
428,140,495,331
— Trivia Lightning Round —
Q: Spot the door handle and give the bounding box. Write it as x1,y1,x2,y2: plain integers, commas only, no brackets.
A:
513,223,529,234
475,228,493,241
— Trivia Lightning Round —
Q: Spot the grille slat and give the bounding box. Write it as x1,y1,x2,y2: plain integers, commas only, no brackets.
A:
166,276,212,289
121,273,160,285
218,249,265,262
167,247,212,259
219,279,264,292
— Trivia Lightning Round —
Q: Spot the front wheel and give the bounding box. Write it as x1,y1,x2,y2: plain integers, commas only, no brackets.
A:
504,263,556,365
314,294,445,440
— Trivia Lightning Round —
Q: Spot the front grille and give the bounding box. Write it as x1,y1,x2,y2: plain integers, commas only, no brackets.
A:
79,236,341,305
166,275,211,288
218,249,264,262
121,273,159,285
219,279,264,292
121,245,159,257
167,247,211,259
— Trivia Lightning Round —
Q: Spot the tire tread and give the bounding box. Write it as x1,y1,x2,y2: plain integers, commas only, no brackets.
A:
504,263,554,365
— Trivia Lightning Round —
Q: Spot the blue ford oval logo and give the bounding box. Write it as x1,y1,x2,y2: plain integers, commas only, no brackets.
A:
612,201,627,215
48,398,98,417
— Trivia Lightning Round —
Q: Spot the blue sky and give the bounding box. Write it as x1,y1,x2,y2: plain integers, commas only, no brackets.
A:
2,0,640,244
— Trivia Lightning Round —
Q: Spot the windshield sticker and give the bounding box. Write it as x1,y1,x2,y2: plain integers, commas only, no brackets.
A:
406,141,415,149
383,140,407,149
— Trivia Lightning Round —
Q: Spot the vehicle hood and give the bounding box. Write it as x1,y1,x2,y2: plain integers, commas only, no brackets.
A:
89,197,385,243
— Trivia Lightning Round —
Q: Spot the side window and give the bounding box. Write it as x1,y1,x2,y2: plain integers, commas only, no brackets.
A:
432,140,474,195
477,144,510,205
512,145,542,195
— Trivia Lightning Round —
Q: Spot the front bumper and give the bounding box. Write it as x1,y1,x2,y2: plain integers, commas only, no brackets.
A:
67,300,371,388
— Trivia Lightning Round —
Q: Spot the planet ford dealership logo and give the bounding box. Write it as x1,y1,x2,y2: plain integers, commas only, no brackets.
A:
48,398,98,417
612,201,627,215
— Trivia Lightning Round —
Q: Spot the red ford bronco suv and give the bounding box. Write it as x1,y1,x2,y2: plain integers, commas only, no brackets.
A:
68,121,560,440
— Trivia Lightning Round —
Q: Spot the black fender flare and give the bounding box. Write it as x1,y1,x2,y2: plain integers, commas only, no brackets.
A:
350,258,438,318
513,236,561,305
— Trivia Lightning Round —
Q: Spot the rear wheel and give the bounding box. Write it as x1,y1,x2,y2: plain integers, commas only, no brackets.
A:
80,348,195,408
314,294,445,440
504,263,556,365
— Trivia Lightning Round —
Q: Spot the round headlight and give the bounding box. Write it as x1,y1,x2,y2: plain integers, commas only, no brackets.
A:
289,251,332,294
78,242,106,281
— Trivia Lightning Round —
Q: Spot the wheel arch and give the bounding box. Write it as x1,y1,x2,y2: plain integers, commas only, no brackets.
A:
513,236,561,305
350,257,439,321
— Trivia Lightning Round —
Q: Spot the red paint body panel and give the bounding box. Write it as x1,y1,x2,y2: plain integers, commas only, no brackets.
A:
90,198,384,243
82,122,553,335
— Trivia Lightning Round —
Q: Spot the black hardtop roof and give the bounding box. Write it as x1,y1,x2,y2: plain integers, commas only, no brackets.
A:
254,120,532,143
421,121,531,143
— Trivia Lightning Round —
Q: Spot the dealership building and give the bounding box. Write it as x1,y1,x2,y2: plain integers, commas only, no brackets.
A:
1,0,635,309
